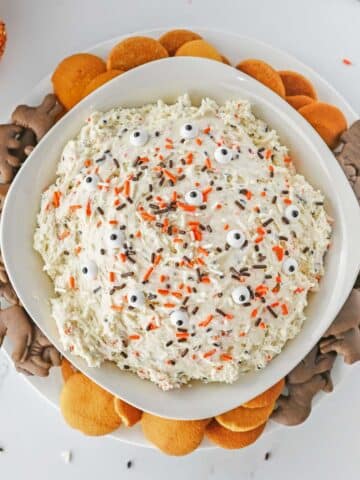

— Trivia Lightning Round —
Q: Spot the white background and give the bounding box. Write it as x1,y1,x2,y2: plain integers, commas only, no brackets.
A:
0,0,360,479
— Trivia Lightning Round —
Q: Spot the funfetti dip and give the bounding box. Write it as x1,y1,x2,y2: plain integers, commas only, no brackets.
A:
34,95,331,390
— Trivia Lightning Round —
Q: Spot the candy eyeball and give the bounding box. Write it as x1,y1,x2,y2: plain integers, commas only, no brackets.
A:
232,286,250,305
285,205,300,221
80,260,98,280
106,229,124,249
170,310,189,328
226,229,246,248
128,289,145,308
180,122,198,139
130,128,149,147
83,174,99,191
282,258,298,275
214,146,233,164
184,189,203,206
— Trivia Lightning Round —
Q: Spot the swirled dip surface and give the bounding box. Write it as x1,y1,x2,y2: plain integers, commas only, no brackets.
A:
34,95,331,390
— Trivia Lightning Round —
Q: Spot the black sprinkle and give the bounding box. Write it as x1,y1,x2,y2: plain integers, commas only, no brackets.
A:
113,158,120,168
235,200,245,210
215,308,226,317
252,264,267,269
282,216,290,224
192,306,199,315
166,340,173,347
302,246,310,253
97,206,104,215
267,306,278,318
262,218,273,227
279,235,288,241
127,460,133,469
265,452,271,461
272,196,277,204
93,286,101,294
116,203,126,210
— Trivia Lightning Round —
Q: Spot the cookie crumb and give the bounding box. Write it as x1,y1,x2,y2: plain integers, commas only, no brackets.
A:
264,451,271,461
61,450,72,464
127,460,133,469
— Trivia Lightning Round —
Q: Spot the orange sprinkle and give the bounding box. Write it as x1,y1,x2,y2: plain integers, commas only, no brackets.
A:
205,157,212,169
135,230,142,238
272,245,284,261
143,266,154,282
281,304,289,315
69,205,82,212
129,334,140,340
165,137,173,144
198,314,213,327
283,198,292,205
159,274,167,283
220,353,233,361
171,291,183,299
176,332,189,339
147,323,159,331
141,211,156,222
198,246,209,256
109,272,116,282
215,203,222,210
254,236,264,243
163,169,177,183
203,349,216,359
86,200,92,217
113,199,121,206
96,220,102,228
109,220,118,225
119,253,127,263
223,224,230,231
157,289,169,295
74,246,82,255
171,191,177,202
124,180,130,197
245,190,253,200
186,286,192,294
69,276,75,289
202,187,212,202
265,149,272,159
200,276,211,284
257,226,266,236
284,156,292,164
84,159,92,167
203,126,211,134
52,191,61,208
154,255,162,266
259,322,266,329
186,152,193,164
111,304,124,311
343,58,352,65
165,144,173,150
195,138,202,146
58,230,70,240
261,191,267,197
294,287,304,294
251,308,258,318
164,303,176,308
178,202,196,212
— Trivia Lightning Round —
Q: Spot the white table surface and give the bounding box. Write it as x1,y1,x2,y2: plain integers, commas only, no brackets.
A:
0,0,360,478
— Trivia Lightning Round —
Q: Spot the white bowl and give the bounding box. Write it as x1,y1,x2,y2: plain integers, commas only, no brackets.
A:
2,57,359,419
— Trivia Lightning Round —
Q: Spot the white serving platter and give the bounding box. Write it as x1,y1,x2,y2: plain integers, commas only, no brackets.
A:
1,27,359,447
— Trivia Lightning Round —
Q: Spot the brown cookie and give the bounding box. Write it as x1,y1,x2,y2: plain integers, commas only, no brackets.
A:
159,29,202,56
12,94,64,141
0,124,36,182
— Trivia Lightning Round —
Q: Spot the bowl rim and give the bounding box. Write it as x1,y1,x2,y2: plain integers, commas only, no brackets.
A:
2,56,360,419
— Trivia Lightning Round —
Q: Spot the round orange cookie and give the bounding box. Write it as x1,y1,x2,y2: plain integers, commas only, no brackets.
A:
206,420,266,449
159,29,202,56
114,398,142,427
237,59,285,97
175,39,223,62
61,357,77,382
286,95,315,110
243,378,285,408
279,70,317,99
107,36,168,71
82,70,123,98
299,101,347,148
60,373,121,436
0,21,7,59
215,402,274,432
141,413,208,456
52,53,106,110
